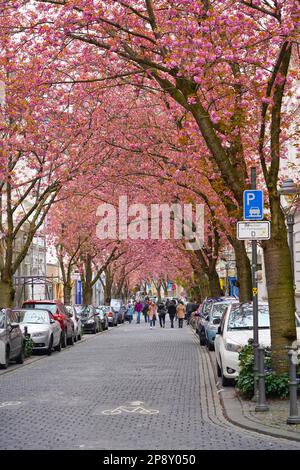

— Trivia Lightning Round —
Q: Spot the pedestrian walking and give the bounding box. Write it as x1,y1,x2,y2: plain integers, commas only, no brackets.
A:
135,299,143,324
176,301,186,328
142,298,150,323
148,302,157,329
167,300,176,328
127,304,134,324
157,302,167,328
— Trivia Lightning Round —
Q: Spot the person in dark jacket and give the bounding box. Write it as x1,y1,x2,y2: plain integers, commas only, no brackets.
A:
142,299,149,323
167,300,177,328
157,302,167,328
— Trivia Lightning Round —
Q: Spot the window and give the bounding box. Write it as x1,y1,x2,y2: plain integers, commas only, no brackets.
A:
227,304,269,330
24,303,57,315
21,310,50,324
0,310,5,329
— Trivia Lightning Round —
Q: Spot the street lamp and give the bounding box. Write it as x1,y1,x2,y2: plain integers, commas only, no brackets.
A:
278,178,300,287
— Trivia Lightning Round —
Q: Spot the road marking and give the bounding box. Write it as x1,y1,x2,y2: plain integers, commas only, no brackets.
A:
102,402,159,416
0,401,22,408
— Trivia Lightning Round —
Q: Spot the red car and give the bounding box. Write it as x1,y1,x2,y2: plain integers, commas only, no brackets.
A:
22,300,75,348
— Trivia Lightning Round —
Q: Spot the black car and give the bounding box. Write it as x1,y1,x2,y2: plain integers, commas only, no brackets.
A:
75,305,101,334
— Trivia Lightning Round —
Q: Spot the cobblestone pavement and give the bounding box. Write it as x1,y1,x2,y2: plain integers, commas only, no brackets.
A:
1,321,300,450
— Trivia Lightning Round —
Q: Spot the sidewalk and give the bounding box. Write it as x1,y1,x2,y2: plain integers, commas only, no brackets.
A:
205,347,300,442
218,387,300,442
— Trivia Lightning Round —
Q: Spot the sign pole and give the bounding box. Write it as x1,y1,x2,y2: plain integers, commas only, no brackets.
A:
251,167,259,400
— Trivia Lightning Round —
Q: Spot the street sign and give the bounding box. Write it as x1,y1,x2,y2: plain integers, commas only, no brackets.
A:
243,190,263,220
237,221,270,240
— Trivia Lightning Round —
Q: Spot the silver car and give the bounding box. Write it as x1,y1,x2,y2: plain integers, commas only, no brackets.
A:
65,306,82,341
16,309,62,355
0,308,25,369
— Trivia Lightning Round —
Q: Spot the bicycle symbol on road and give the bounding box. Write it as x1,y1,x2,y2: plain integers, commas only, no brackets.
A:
102,401,159,416
0,401,22,409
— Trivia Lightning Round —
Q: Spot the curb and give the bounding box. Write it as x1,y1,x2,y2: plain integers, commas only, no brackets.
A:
200,329,300,443
218,388,300,443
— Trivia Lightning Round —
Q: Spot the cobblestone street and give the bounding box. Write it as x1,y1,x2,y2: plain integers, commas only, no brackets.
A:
1,322,300,450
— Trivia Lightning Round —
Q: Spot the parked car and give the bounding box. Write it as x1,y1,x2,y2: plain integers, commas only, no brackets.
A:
185,302,199,323
0,308,25,369
195,296,237,334
75,305,101,333
95,306,109,330
16,308,62,355
106,307,118,327
65,306,82,341
22,300,75,348
117,305,127,324
197,299,239,350
215,302,300,387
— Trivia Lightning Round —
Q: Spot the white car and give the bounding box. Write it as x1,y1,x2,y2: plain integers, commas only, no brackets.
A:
215,302,300,386
66,306,82,341
17,308,62,355
0,309,25,369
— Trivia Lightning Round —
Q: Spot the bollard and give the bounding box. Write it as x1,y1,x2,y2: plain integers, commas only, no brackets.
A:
24,326,28,337
255,345,269,412
287,350,300,425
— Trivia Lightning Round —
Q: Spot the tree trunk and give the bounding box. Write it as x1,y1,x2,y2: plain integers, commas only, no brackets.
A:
104,269,113,305
63,283,72,306
82,286,93,305
104,283,112,305
208,269,222,297
232,240,252,302
0,277,15,307
155,282,162,302
263,205,296,374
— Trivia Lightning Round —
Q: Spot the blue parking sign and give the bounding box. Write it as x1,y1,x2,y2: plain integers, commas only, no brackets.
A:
243,190,263,220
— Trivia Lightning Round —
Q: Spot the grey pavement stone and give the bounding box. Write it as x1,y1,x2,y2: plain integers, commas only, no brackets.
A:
0,321,300,450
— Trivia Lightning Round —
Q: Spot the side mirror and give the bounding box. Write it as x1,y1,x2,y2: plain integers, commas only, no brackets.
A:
217,326,222,335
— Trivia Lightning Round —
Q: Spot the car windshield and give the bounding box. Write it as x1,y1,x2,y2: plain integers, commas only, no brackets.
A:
77,306,93,317
227,304,269,330
0,309,5,328
24,303,57,315
20,310,50,324
203,302,213,315
210,302,231,319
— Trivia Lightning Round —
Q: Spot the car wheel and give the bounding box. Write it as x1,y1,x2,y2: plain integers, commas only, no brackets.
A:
61,330,67,348
199,329,206,346
67,332,74,345
78,333,81,341
216,360,221,377
220,361,231,387
0,347,10,369
16,344,25,364
47,336,53,356
54,334,62,352
207,338,214,351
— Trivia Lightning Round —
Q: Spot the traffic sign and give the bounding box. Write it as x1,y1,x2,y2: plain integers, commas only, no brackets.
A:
237,221,270,240
243,190,263,220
